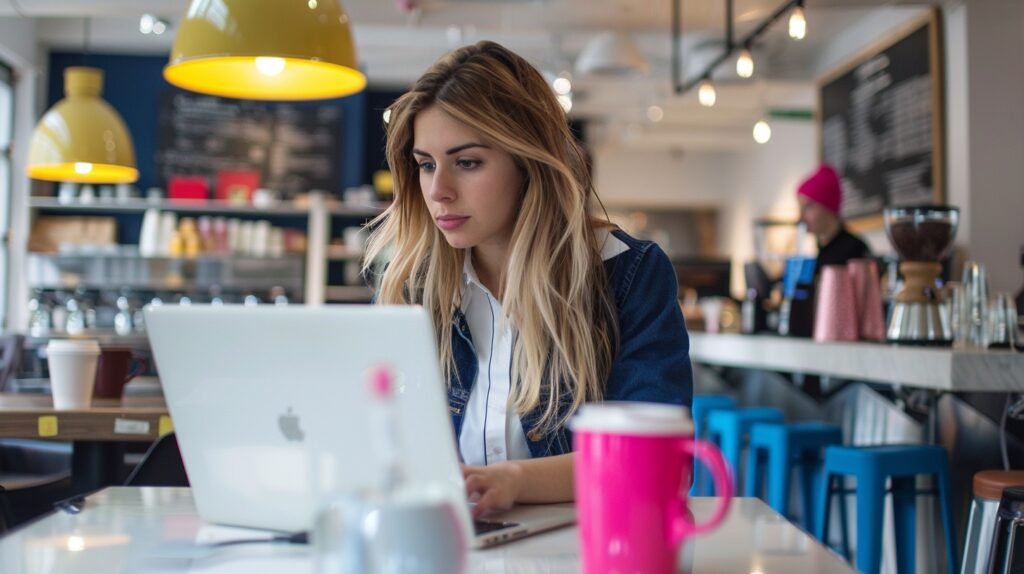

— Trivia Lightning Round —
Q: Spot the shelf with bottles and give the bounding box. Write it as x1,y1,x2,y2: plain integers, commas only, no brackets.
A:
28,284,301,342
324,246,372,303
29,195,386,218
29,250,304,262
23,330,152,351
27,249,304,293
26,186,388,307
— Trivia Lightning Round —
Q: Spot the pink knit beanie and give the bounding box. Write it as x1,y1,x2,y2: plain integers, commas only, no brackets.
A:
797,164,842,215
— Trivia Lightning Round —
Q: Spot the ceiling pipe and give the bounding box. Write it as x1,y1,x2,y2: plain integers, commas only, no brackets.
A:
673,0,803,96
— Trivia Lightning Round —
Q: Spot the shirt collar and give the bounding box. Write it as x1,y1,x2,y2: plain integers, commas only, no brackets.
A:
462,249,482,288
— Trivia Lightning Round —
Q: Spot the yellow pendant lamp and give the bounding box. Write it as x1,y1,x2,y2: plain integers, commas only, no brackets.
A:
164,0,366,101
26,67,138,184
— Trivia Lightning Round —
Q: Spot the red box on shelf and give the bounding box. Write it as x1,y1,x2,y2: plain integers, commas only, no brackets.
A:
216,171,261,204
168,176,209,202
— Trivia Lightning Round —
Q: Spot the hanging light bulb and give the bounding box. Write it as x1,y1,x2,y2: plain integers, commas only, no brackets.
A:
753,119,772,144
698,79,716,107
552,76,572,96
789,5,806,40
254,57,287,77
736,48,754,78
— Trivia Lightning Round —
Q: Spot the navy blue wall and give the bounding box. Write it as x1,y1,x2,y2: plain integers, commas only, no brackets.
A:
48,52,368,193
363,89,404,179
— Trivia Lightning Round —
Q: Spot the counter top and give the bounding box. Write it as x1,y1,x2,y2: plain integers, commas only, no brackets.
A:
689,332,1024,392
0,487,855,573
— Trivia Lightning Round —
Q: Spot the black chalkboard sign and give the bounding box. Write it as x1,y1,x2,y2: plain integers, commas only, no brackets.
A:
155,91,342,198
818,10,943,223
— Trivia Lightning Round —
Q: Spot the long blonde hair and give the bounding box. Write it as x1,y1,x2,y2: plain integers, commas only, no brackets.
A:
364,41,617,435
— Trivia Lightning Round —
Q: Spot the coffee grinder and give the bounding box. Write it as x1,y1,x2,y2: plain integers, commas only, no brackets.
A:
884,205,960,344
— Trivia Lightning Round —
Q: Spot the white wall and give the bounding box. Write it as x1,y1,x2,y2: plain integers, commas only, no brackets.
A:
0,16,41,331
593,146,738,262
944,1,970,248
722,120,817,296
593,146,734,210
960,0,1024,293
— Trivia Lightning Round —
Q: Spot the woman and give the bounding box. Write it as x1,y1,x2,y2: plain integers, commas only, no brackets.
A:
364,41,691,516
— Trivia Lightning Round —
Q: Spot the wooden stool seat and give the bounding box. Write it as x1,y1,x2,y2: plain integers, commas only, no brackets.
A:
974,471,1024,501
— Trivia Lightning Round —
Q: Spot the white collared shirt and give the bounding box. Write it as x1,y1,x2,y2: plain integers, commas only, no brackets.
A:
458,228,629,466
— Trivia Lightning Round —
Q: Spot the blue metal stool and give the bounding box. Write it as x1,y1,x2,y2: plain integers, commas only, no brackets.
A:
816,444,958,574
690,395,737,496
705,407,784,493
746,422,844,533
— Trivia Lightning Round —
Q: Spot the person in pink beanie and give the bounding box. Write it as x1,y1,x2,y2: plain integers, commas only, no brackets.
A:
797,164,870,271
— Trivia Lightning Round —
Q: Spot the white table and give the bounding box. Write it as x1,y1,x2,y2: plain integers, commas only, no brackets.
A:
689,332,1024,392
0,487,855,573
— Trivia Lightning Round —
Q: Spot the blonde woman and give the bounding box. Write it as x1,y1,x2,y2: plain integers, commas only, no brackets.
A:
364,41,692,516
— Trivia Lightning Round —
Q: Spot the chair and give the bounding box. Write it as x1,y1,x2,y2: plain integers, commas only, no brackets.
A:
745,421,844,533
816,444,957,574
124,433,189,487
0,439,73,529
705,407,784,493
0,334,24,392
961,471,1024,573
690,394,736,495
986,486,1024,574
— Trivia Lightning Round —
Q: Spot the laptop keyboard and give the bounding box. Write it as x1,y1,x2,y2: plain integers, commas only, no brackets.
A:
473,520,519,535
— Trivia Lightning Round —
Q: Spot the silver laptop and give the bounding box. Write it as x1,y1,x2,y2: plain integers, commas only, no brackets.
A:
144,305,575,548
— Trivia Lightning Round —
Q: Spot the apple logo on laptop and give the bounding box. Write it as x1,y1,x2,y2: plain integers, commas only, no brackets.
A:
278,407,305,442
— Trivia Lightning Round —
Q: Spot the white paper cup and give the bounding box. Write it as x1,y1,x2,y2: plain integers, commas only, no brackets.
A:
47,339,101,409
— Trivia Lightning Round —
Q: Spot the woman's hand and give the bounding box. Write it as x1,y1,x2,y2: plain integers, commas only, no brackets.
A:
461,462,524,518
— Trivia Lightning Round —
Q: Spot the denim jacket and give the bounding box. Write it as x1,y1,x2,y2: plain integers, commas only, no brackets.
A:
446,229,693,459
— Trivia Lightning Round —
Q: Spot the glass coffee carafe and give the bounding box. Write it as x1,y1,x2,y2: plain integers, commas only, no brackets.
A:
884,205,960,345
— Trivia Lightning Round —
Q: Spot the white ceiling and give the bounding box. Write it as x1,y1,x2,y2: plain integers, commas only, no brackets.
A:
0,0,940,151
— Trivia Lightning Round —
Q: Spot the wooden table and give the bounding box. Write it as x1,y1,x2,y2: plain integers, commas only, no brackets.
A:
0,393,170,493
0,394,169,442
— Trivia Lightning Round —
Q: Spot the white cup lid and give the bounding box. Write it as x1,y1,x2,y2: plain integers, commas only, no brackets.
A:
570,402,693,436
46,339,101,354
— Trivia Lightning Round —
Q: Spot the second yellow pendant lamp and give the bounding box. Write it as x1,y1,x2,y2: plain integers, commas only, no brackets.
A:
164,0,366,101
27,67,138,184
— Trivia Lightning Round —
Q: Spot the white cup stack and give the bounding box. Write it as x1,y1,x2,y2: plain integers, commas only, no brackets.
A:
47,339,101,409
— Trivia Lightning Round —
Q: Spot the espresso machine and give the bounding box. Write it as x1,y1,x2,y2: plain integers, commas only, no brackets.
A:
884,205,959,344
747,219,813,335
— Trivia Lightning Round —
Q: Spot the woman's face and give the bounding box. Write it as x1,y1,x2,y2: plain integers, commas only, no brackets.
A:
413,105,524,253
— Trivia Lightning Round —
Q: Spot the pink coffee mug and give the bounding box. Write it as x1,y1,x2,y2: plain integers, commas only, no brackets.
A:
572,402,733,574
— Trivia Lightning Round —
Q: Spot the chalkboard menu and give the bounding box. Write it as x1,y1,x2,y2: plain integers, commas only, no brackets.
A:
818,10,943,221
156,92,342,197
